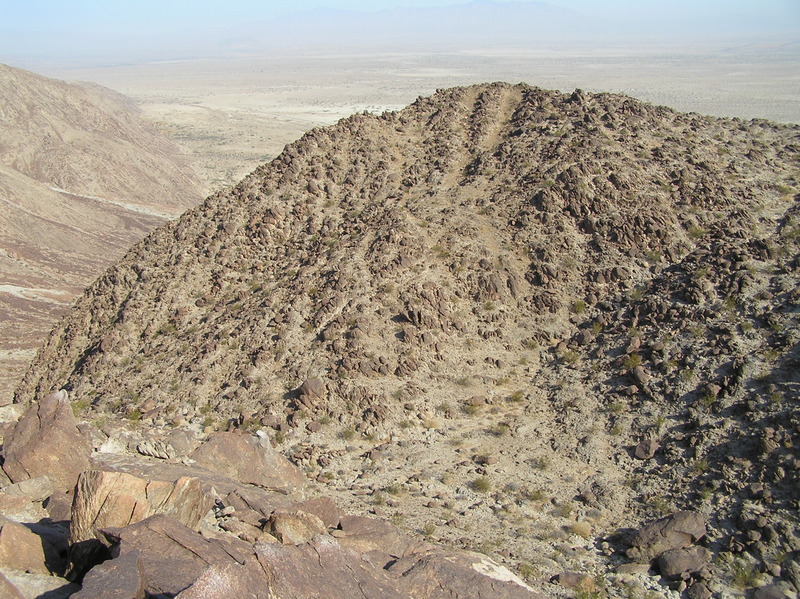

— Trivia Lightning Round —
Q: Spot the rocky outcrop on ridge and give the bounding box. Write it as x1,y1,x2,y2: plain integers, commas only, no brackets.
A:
9,83,800,597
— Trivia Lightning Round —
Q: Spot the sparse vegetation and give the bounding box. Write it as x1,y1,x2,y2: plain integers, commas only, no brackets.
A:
469,477,492,493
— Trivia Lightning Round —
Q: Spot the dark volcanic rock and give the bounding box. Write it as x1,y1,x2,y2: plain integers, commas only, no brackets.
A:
657,545,711,580
627,510,707,562
95,514,256,596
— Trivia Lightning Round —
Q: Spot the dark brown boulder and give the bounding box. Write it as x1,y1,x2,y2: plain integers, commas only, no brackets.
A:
627,510,707,562
175,562,272,599
657,545,711,580
70,548,147,599
2,390,91,491
95,514,257,597
255,535,409,599
634,438,660,460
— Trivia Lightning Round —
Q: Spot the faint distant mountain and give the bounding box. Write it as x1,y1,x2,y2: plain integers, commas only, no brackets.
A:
0,63,203,405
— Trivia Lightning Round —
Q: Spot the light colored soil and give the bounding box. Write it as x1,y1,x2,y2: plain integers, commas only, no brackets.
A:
45,41,800,196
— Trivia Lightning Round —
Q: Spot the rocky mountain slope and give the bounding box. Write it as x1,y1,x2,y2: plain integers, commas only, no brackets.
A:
0,63,202,404
11,83,800,598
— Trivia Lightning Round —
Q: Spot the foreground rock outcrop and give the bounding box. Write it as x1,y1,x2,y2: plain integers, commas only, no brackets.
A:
9,83,800,597
2,390,91,491
0,394,540,598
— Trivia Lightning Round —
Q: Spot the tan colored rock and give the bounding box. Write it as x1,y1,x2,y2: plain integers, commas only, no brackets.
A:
69,470,215,576
190,431,305,493
0,493,49,523
2,390,91,491
1,475,54,502
269,509,326,545
0,517,62,575
0,572,25,599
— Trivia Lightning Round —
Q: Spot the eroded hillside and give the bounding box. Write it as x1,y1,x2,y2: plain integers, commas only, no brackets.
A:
0,63,203,404
14,83,800,597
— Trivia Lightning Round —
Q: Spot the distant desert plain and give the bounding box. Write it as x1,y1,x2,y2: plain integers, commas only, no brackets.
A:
45,40,800,196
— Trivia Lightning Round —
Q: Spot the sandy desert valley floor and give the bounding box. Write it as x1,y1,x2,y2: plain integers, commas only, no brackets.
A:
45,40,800,195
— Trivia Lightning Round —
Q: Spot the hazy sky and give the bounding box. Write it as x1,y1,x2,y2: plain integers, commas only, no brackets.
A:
1,0,797,67
3,0,798,27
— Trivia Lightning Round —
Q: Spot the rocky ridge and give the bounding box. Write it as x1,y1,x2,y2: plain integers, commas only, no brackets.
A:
10,83,800,597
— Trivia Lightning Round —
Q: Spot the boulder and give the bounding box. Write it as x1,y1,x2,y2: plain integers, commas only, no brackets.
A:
190,431,305,493
94,514,258,597
69,470,216,577
2,390,91,491
1,475,55,502
291,497,341,529
657,545,711,580
1,570,79,598
0,572,24,599
555,571,596,591
175,562,272,599
634,438,660,460
754,585,792,599
298,378,326,401
0,516,64,575
626,510,707,562
268,509,326,545
0,492,49,523
686,581,713,599
70,548,147,599
387,549,544,598
334,514,426,557
255,535,408,599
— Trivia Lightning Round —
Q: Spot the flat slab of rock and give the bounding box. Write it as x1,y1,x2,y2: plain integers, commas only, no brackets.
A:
0,572,25,599
387,549,544,598
0,569,79,599
96,514,257,597
255,535,410,599
175,562,273,599
190,431,306,493
1,476,54,502
2,390,91,491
